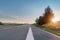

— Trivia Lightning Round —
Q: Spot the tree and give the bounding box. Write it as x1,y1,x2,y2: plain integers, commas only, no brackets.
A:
35,6,54,25
0,22,3,25
43,6,54,24
35,16,43,25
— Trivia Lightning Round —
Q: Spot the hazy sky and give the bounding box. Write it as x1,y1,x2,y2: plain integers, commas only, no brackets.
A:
0,0,60,23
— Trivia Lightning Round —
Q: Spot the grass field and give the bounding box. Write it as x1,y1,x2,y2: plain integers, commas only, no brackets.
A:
0,24,23,26
34,24,60,36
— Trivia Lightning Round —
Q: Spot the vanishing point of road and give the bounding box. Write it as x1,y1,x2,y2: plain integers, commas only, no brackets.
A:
0,25,60,40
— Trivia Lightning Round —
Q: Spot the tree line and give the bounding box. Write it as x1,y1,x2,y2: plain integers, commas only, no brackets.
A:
35,6,54,25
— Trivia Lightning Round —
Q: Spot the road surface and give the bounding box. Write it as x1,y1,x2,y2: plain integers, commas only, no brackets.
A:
0,25,60,40
32,26,60,40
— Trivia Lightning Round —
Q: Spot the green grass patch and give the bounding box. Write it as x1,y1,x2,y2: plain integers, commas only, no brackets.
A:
0,24,23,26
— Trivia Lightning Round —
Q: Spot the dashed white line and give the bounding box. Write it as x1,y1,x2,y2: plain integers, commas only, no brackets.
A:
26,27,34,40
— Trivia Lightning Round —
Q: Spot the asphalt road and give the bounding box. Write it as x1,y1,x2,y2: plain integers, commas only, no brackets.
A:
0,25,60,40
0,25,29,40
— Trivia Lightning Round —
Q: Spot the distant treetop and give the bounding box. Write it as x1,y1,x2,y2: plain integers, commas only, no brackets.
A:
45,6,53,13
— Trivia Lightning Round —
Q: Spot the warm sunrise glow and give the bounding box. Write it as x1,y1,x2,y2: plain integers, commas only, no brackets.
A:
52,18,58,23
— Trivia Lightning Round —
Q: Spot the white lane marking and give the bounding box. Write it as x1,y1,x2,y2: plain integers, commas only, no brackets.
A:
26,27,34,40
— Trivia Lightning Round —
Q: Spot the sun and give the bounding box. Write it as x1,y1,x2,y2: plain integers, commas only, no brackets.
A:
52,18,57,23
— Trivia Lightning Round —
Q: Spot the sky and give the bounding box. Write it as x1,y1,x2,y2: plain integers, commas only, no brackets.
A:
0,0,60,24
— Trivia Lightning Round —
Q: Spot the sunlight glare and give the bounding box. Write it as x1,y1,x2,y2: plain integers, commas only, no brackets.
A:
52,18,57,23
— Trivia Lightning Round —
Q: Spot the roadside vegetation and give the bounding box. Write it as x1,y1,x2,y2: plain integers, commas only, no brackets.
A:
34,24,60,36
35,6,60,36
0,22,23,26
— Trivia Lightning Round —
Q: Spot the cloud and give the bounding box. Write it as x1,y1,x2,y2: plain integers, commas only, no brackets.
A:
0,16,33,24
